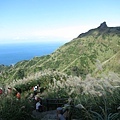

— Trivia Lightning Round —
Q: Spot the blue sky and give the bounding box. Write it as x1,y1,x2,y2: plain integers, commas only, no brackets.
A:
0,0,120,44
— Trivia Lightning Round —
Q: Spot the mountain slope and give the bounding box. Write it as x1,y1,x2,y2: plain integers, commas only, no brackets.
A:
0,22,120,83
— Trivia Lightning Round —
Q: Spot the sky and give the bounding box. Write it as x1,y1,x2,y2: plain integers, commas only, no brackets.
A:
0,0,120,44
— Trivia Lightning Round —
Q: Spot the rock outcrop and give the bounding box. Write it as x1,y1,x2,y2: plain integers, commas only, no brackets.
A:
98,21,108,29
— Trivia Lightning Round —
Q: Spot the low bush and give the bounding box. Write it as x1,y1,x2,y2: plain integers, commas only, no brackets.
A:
0,95,35,120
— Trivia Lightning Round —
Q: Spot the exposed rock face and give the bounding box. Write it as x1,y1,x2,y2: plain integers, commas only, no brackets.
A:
98,21,108,29
77,22,109,38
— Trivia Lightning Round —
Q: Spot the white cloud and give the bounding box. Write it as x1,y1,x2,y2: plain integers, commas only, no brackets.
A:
28,25,91,40
0,24,93,43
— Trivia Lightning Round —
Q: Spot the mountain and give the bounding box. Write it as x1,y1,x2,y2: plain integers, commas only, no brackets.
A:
1,22,120,120
0,22,120,83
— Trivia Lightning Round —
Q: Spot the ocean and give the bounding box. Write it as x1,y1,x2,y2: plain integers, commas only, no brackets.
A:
0,42,64,65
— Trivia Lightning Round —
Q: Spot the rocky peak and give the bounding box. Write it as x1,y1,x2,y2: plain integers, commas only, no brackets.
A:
98,22,108,29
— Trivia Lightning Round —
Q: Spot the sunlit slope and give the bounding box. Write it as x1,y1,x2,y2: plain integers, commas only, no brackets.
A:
26,22,120,76
0,22,120,82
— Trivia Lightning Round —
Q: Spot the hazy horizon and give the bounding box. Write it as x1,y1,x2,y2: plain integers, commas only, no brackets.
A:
0,42,64,65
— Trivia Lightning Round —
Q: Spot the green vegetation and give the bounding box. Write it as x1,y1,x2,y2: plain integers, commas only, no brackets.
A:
0,71,120,119
0,22,120,119
0,95,35,120
0,23,120,82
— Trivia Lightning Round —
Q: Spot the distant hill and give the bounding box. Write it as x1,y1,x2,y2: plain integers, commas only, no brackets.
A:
0,22,120,83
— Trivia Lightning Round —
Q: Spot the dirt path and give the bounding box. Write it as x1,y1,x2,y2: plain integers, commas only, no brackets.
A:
61,58,78,72
32,110,57,120
102,51,119,65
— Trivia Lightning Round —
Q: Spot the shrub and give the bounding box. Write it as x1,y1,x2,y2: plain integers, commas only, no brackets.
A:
0,96,35,120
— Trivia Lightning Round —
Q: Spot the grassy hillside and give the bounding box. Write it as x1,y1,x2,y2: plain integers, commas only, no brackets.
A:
0,22,120,81
0,22,120,83
0,22,120,120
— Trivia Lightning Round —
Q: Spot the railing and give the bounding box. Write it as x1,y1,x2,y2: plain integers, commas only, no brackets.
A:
46,98,68,111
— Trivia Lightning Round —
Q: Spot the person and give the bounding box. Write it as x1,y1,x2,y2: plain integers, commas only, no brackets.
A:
28,93,34,100
33,85,38,97
0,88,3,95
57,107,66,120
35,97,43,112
62,107,69,120
16,92,21,100
34,85,38,91
7,87,12,94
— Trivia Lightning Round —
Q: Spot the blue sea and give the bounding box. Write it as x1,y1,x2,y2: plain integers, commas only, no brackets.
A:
0,42,64,65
